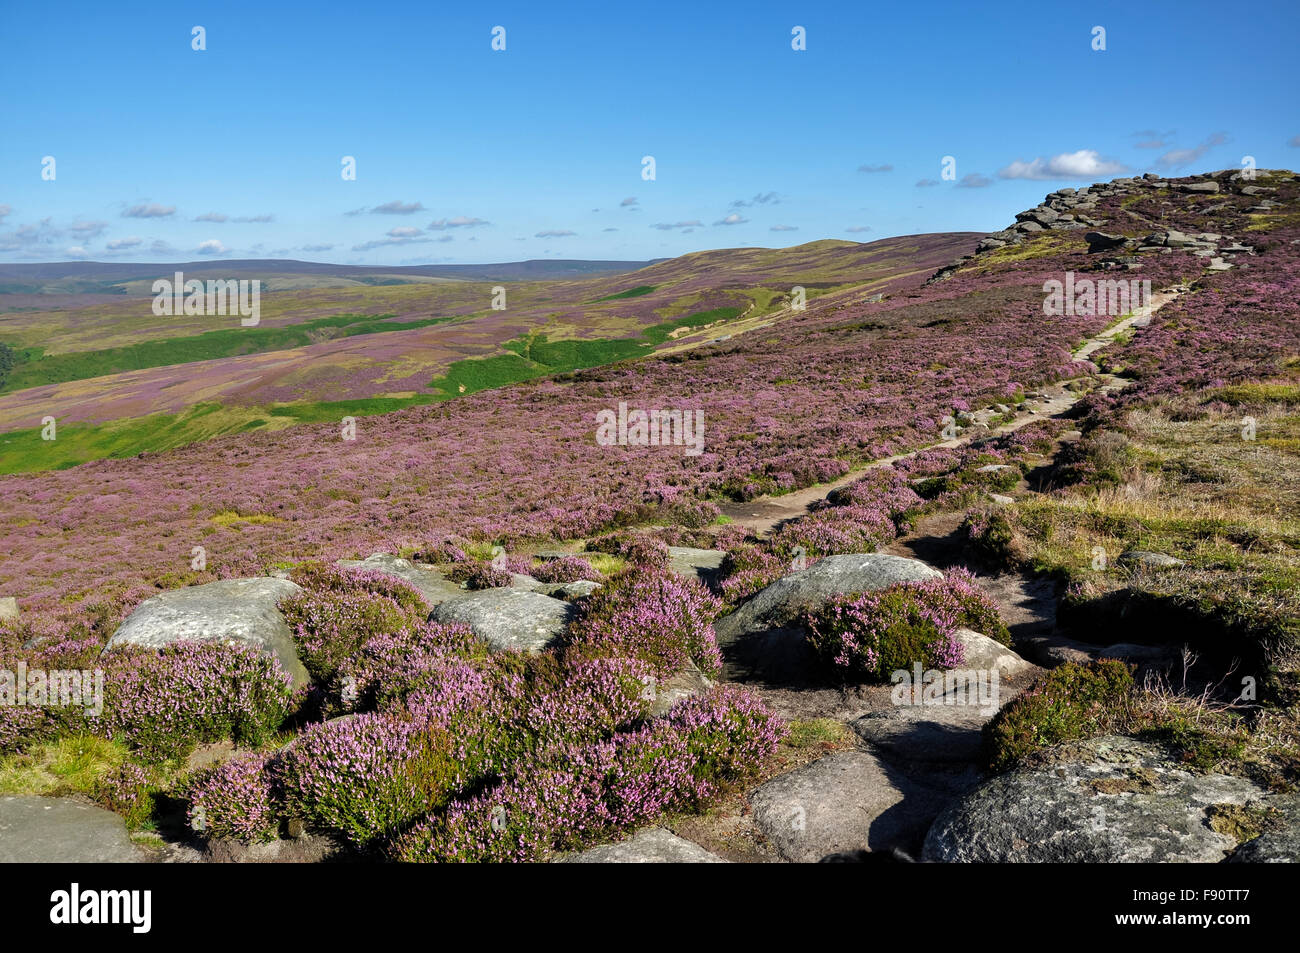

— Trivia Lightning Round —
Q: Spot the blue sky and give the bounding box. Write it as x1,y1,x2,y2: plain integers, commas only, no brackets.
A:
1,0,1297,265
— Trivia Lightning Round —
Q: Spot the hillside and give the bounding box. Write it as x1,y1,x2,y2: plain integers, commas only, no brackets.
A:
2,169,1299,866
0,233,975,470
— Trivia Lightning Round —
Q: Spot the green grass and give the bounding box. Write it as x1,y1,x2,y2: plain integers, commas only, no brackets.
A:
430,307,744,398
0,734,130,796
595,285,657,301
0,312,454,393
1,306,750,473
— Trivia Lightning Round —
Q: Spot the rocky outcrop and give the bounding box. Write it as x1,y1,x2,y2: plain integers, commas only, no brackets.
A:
0,796,145,863
104,577,309,688
928,171,1273,284
923,735,1273,862
429,588,575,654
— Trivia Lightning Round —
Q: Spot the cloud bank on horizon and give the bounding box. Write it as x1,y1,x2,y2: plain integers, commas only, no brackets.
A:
0,0,1296,265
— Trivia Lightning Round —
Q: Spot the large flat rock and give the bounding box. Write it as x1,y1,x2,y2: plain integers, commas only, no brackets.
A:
0,796,144,863
752,751,948,861
924,735,1269,863
429,588,575,654
104,577,308,688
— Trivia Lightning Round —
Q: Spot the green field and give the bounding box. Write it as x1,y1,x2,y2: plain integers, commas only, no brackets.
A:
0,312,455,393
430,306,743,397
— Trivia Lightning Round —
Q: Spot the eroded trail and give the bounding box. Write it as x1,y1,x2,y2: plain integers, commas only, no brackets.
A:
719,286,1185,537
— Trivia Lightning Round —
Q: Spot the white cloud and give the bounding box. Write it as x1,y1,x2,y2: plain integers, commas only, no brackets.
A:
106,236,142,250
427,216,489,230
197,239,228,255
122,202,176,218
998,149,1128,180
1156,133,1228,169
372,200,425,215
714,213,748,226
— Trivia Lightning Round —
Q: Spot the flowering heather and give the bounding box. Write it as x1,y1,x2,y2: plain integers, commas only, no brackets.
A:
585,531,671,569
520,654,654,749
391,686,783,862
93,761,155,830
278,712,460,847
803,582,970,680
186,753,279,842
103,642,294,762
335,620,482,713
530,555,602,584
447,562,516,590
717,545,789,603
768,502,899,557
281,588,418,683
290,561,430,616
568,567,723,678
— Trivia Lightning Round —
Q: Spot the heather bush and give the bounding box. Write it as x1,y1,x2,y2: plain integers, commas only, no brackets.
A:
281,588,418,682
392,686,783,862
664,686,787,804
803,585,964,680
289,562,429,618
801,571,1014,680
103,642,294,762
445,561,515,590
520,654,654,749
717,545,788,603
278,713,464,847
983,659,1135,771
585,532,670,569
334,620,482,713
531,556,602,584
186,753,280,842
567,567,723,678
92,761,155,830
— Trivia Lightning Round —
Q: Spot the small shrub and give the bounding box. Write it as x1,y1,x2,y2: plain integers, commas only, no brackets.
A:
568,567,722,678
104,642,294,762
281,589,417,682
278,713,462,847
186,753,279,842
983,659,1135,771
531,556,602,584
93,761,155,830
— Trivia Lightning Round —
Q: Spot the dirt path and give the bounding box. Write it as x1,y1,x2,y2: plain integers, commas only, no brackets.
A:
719,286,1185,537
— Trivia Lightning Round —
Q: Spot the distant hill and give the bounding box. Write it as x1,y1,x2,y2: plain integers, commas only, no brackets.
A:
0,258,666,295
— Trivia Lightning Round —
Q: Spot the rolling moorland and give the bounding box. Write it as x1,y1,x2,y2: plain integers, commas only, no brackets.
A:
1,169,1298,863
